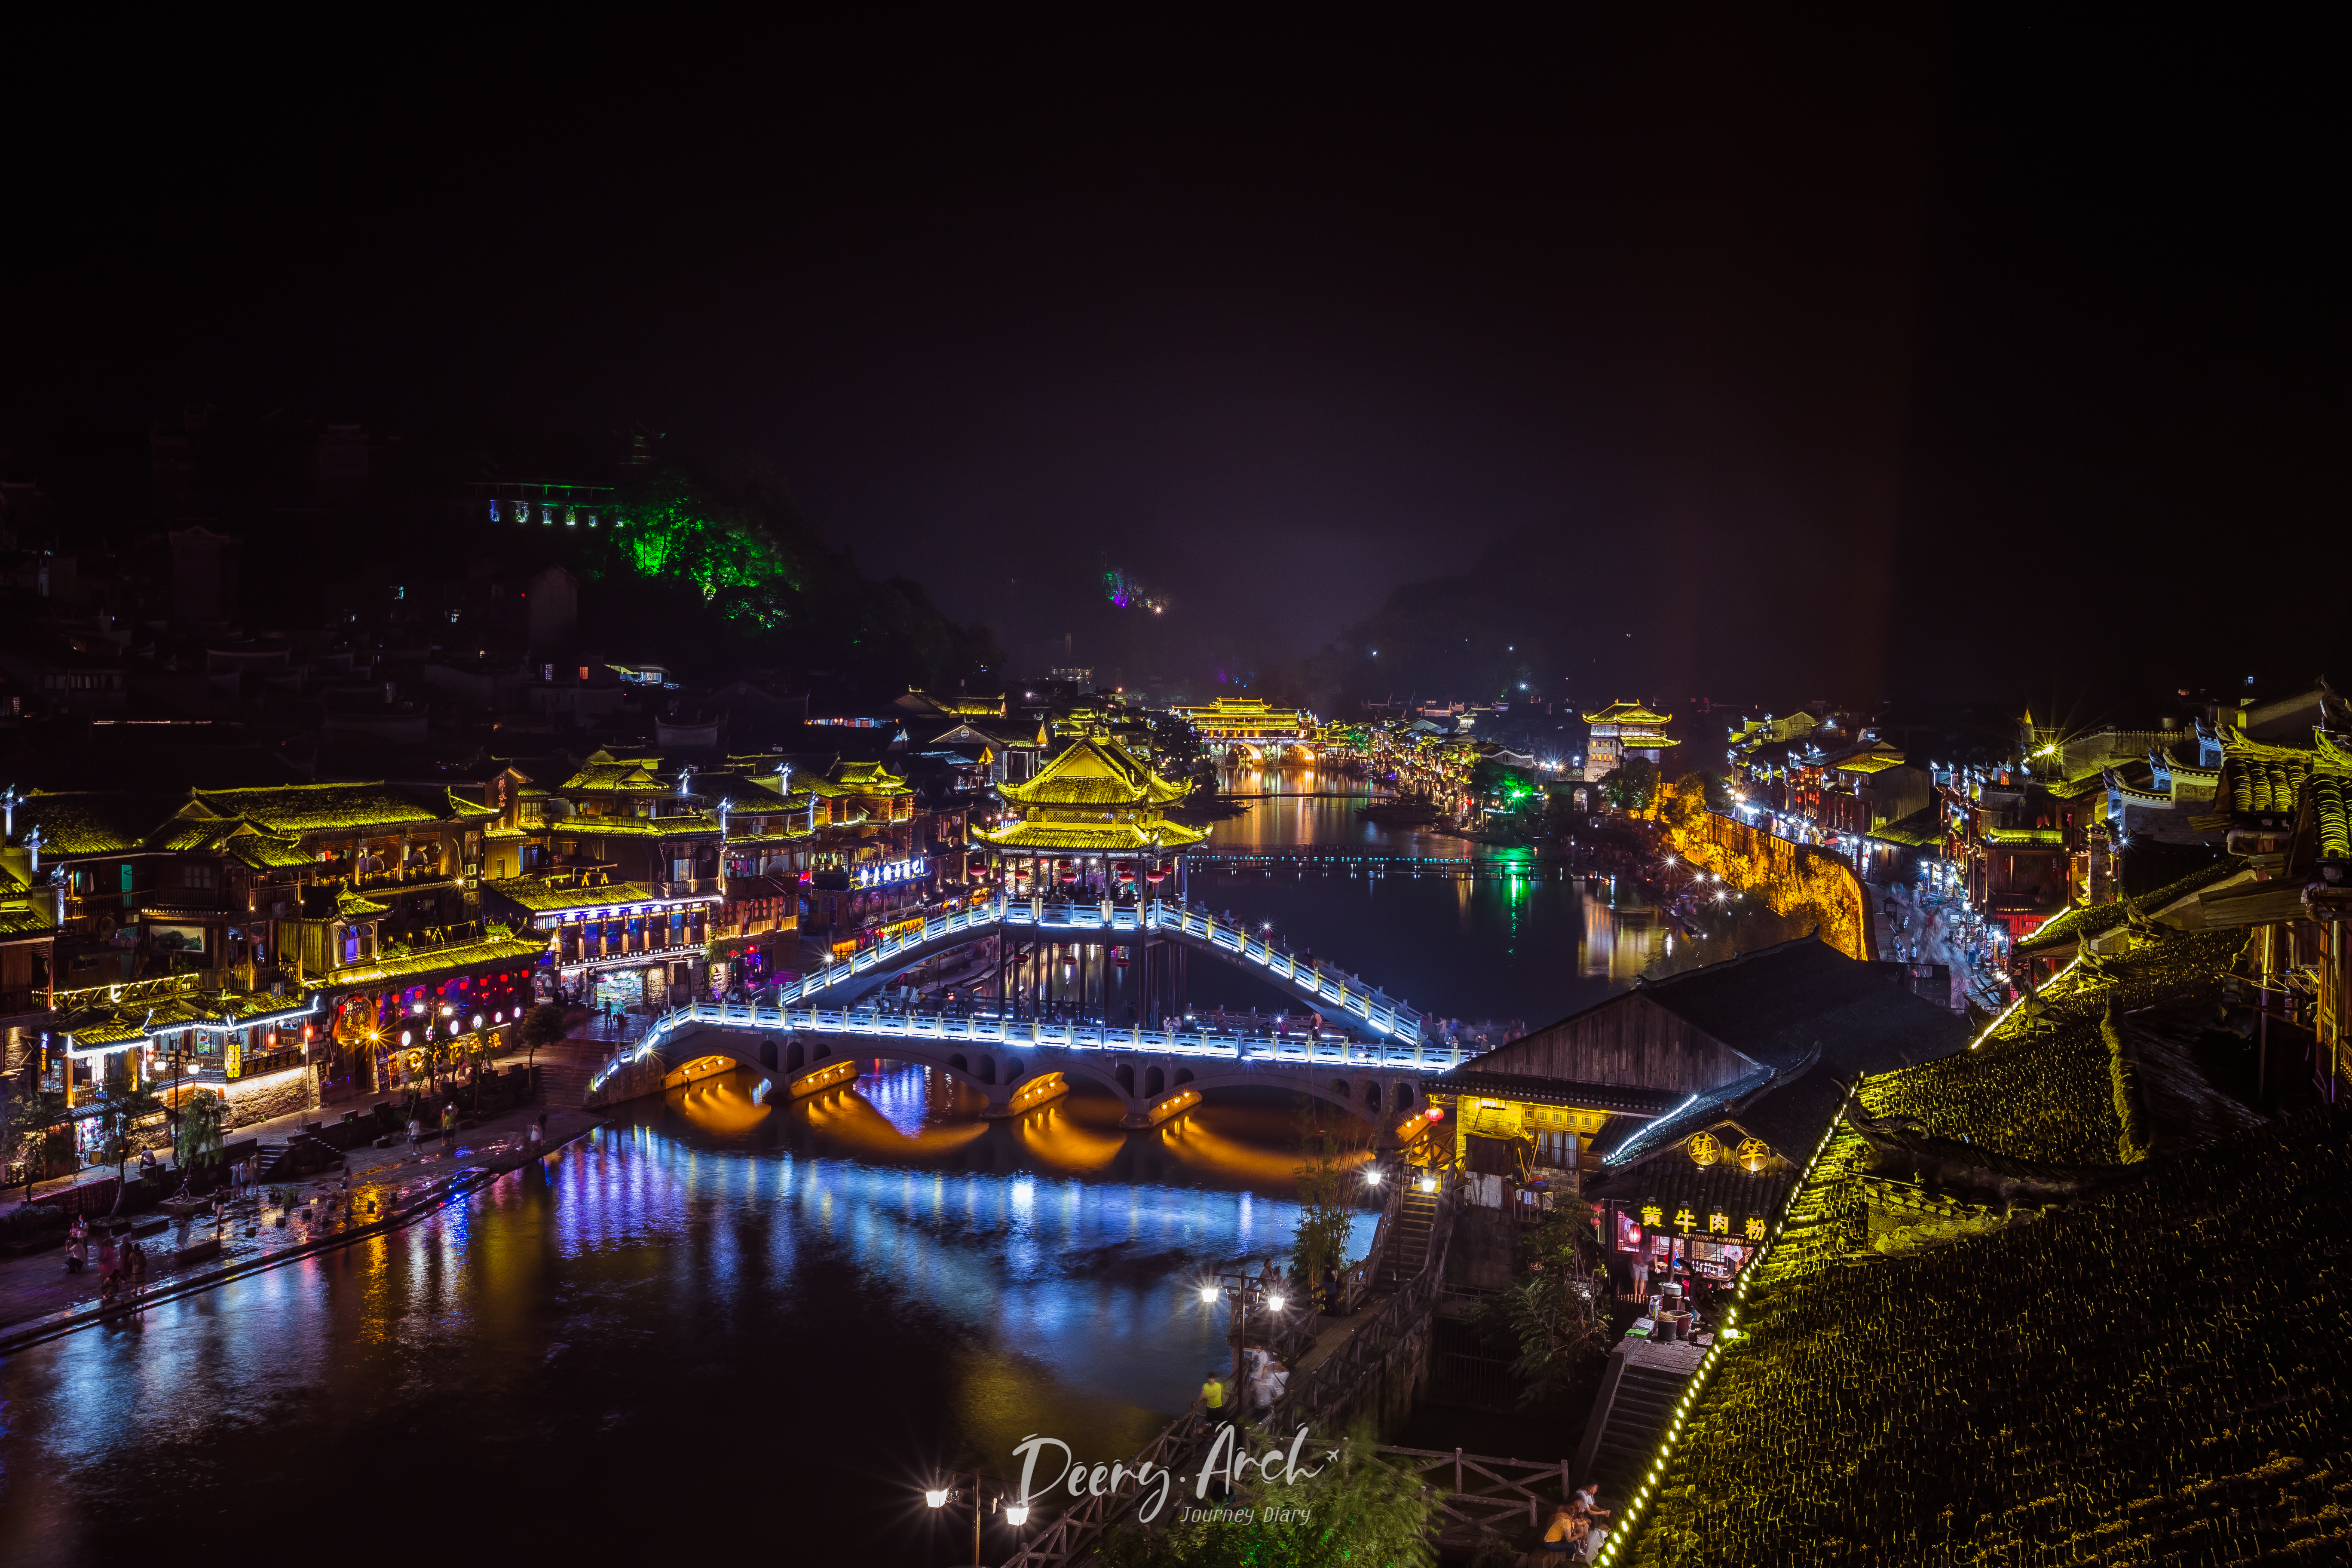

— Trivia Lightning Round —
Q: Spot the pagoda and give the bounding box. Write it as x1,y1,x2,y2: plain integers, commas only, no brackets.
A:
973,732,1207,897
1581,699,1678,775
971,731,1207,1023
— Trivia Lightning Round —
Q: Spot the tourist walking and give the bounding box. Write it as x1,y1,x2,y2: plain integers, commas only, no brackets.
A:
407,1114,423,1152
1198,1370,1230,1426
65,1222,88,1275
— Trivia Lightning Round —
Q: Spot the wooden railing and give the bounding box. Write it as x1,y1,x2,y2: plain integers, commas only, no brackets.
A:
995,1175,1458,1568
1268,1178,1459,1440
1375,1446,1578,1545
996,1406,1208,1568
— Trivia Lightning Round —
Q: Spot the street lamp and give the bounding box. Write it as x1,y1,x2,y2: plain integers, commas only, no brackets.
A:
925,1473,1026,1562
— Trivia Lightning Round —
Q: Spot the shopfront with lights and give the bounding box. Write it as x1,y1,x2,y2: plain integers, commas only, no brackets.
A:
1588,1125,1799,1299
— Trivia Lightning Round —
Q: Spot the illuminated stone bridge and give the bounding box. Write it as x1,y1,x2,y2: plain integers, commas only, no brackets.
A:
777,894,1425,1038
582,998,1461,1133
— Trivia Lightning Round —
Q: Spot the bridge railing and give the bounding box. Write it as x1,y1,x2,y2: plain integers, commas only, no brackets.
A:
587,994,1467,1096
770,895,1424,1041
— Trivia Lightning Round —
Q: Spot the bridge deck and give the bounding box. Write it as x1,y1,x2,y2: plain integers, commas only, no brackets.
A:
781,896,1425,1039
590,999,1469,1097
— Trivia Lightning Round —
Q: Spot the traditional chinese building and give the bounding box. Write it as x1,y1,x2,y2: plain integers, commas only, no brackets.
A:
1430,936,1968,1275
1581,700,1678,775
1168,696,1314,758
970,732,1207,1019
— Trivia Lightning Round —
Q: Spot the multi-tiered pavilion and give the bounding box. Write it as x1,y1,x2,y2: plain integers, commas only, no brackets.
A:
971,731,1207,1020
1581,699,1679,775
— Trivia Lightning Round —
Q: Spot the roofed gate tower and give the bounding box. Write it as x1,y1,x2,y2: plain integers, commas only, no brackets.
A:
1583,699,1679,776
970,732,1207,1023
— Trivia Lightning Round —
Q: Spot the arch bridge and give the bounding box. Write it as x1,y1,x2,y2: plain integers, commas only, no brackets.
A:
584,999,1459,1133
778,895,1424,1040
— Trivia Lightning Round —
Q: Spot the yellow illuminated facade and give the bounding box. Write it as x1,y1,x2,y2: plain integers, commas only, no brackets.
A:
1582,699,1678,774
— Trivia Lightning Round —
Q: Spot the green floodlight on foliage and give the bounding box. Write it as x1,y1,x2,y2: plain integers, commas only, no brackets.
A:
615,482,802,631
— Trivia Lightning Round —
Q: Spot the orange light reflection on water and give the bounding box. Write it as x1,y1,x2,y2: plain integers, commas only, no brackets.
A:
668,1074,775,1136
798,1080,991,1157
1013,1101,1127,1172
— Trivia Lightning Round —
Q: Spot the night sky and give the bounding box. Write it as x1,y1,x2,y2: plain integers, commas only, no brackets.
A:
5,15,2339,711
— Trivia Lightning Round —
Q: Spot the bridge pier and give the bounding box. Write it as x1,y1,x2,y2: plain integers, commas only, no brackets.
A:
982,1070,1071,1118
1120,1086,1201,1129
786,1058,858,1099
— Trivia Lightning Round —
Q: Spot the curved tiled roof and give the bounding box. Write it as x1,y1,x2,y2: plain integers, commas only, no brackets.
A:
20,792,181,855
190,784,453,833
968,818,1208,852
1581,698,1675,726
998,736,1189,807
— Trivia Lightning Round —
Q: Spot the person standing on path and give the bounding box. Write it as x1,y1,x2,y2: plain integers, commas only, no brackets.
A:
407,1114,423,1152
440,1101,456,1154
1198,1370,1229,1427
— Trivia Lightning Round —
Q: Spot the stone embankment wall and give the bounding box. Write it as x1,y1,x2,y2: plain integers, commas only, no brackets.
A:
1666,809,1874,960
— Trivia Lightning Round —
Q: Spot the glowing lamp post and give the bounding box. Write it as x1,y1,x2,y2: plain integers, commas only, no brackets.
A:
925,1472,1026,1562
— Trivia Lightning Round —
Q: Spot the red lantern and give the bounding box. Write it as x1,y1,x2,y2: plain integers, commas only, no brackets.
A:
1425,1107,1445,1121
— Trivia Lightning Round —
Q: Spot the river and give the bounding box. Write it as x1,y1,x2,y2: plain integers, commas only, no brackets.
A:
0,766,1662,1565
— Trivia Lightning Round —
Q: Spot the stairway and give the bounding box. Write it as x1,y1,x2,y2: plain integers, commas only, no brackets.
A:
1574,1345,1704,1495
1376,1187,1440,1289
533,1057,597,1111
255,1133,340,1183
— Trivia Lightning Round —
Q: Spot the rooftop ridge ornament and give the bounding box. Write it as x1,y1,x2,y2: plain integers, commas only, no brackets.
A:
0,783,16,838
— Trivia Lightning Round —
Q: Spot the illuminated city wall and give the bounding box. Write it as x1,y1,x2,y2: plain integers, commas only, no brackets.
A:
1667,810,1873,962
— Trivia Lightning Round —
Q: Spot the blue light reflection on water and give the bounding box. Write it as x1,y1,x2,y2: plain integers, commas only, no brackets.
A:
0,1075,1372,1566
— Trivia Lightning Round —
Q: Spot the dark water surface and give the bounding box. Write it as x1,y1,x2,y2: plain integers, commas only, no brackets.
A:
0,766,1653,1565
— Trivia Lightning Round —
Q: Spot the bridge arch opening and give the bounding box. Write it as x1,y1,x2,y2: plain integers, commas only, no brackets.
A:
1363,1082,1381,1112
1391,1081,1415,1113
1145,1066,1165,1097
1174,1068,1194,1087
978,1055,997,1085
949,1052,968,1074
787,1041,805,1072
758,1039,778,1070
1115,1063,1136,1095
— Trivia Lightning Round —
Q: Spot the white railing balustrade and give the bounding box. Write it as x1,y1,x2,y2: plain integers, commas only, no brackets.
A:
762,895,1426,1042
588,990,1463,1093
